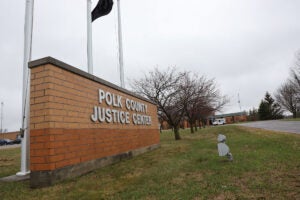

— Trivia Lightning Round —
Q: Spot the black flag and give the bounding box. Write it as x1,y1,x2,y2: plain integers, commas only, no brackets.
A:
92,0,114,22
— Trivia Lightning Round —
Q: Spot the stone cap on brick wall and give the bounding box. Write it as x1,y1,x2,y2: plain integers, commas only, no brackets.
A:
29,57,156,105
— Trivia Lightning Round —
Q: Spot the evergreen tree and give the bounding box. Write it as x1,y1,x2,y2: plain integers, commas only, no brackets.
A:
258,92,283,120
258,100,269,120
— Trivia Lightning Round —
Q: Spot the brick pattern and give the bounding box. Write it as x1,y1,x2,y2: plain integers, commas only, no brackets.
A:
0,132,19,140
30,128,159,171
225,115,247,123
30,63,159,171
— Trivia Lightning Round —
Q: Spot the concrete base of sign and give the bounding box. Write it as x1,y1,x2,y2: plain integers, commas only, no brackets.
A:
30,144,160,188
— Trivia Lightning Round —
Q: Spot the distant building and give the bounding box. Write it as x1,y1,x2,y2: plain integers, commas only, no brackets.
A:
213,111,247,124
160,117,211,130
1,131,20,140
159,111,248,130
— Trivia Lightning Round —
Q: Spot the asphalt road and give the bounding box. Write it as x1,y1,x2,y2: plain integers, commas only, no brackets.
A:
238,120,300,134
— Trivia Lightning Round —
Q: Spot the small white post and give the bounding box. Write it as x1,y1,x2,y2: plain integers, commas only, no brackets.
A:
87,0,93,74
117,0,125,88
17,0,34,176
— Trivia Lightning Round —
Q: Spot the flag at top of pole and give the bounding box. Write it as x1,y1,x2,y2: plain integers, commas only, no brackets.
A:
88,0,125,88
92,0,114,22
87,0,114,75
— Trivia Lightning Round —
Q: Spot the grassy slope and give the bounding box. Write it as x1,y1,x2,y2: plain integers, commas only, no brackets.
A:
0,147,20,178
0,125,299,199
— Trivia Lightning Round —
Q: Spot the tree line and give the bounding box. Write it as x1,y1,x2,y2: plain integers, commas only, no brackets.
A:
275,50,300,118
131,67,228,140
248,50,300,120
248,92,283,121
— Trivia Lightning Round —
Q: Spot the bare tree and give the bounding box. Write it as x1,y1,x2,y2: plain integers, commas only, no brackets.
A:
275,81,298,118
291,50,300,93
131,67,186,140
276,50,300,118
132,67,228,138
181,73,228,133
178,72,199,133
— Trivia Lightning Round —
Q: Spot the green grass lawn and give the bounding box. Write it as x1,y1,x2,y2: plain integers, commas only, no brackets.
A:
0,147,20,178
0,125,299,199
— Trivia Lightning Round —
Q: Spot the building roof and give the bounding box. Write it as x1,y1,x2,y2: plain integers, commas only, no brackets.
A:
214,111,247,118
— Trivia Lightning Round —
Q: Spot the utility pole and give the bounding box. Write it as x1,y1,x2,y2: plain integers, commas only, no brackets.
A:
238,93,242,112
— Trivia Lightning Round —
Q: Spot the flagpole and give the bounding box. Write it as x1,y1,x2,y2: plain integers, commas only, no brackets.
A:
87,0,93,74
17,0,34,176
117,0,125,88
0,102,3,133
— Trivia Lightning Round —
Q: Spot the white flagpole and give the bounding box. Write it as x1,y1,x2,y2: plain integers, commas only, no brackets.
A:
87,0,93,74
0,102,3,133
17,0,34,176
117,0,125,88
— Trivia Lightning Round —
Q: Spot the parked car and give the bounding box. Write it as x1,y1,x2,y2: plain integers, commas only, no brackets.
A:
213,118,226,125
12,138,22,144
0,139,6,146
3,139,14,145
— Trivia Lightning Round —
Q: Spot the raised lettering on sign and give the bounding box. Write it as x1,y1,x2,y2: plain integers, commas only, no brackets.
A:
91,89,152,126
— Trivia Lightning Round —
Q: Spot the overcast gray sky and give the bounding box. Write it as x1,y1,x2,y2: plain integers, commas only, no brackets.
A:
1,0,300,131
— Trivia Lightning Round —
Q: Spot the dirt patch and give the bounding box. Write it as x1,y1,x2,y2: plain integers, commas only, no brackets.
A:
122,169,143,179
213,191,236,200
0,158,14,167
171,172,204,185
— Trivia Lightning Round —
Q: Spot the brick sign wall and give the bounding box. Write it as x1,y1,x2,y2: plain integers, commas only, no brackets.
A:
0,132,19,140
29,57,160,188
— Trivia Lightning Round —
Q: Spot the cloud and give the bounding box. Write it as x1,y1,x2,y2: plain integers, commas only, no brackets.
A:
1,0,300,130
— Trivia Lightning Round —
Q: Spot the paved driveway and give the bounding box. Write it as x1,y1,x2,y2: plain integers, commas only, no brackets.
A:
238,120,300,134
